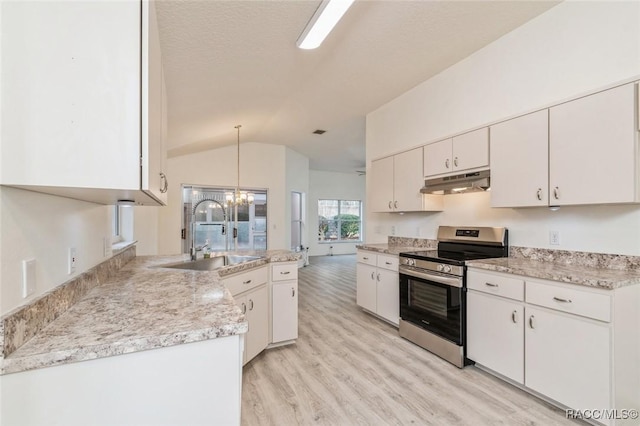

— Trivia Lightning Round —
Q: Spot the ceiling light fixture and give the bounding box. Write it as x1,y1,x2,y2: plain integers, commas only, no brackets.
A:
296,0,355,50
225,125,254,207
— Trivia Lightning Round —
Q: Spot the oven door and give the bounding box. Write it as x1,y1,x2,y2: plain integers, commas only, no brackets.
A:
399,265,463,345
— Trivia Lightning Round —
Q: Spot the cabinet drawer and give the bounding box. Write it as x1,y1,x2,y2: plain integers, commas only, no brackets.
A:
377,254,398,272
526,280,611,322
467,269,525,301
223,266,268,296
271,262,298,282
357,250,377,266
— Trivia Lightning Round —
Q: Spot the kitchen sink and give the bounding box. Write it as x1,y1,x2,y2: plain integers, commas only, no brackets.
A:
159,255,262,271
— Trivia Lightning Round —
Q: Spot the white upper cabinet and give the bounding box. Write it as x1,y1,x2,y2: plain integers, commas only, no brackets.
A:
549,83,638,206
490,110,549,207
424,128,489,177
1,0,167,205
370,147,442,213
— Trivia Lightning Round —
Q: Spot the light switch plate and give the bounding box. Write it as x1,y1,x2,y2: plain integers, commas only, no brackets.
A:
22,259,36,298
68,247,77,274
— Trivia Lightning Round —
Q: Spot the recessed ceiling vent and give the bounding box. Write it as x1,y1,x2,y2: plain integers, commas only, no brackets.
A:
313,129,327,135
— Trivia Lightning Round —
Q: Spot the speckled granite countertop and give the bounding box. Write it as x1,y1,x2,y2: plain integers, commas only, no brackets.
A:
2,250,299,375
356,244,434,256
467,257,640,290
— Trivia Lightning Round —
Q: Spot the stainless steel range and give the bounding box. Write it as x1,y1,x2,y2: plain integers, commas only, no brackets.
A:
398,226,508,368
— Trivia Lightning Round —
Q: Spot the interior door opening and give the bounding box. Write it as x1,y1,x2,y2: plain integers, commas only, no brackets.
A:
181,185,268,253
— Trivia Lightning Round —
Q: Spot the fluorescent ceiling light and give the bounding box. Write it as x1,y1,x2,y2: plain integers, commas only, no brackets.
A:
297,0,355,50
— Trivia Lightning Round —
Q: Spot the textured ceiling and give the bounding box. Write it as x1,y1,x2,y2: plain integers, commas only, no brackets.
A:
156,0,559,172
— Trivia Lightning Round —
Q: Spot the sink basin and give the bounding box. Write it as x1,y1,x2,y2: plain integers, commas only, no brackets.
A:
159,255,262,271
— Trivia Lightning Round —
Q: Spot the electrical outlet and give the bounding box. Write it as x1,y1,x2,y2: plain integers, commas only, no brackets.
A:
22,259,36,298
390,225,396,236
68,247,77,274
549,231,560,245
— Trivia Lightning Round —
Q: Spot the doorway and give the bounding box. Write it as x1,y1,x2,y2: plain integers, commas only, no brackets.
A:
182,185,268,253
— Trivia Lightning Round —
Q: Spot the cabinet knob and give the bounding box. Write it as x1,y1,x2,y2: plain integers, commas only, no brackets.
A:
529,315,535,329
536,188,543,201
553,186,560,200
445,158,450,169
453,157,459,167
511,310,518,324
159,172,168,193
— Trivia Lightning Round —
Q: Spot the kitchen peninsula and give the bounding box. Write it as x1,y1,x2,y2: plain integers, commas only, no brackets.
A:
0,246,300,426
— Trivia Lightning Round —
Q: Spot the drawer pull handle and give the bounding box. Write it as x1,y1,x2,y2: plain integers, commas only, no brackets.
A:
363,257,369,260
485,282,499,287
511,311,518,324
385,261,392,265
553,296,572,303
243,279,252,285
280,271,291,275
529,315,535,329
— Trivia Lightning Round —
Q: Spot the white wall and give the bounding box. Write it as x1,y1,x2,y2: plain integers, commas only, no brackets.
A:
157,143,308,255
308,170,366,256
365,1,640,256
0,187,113,314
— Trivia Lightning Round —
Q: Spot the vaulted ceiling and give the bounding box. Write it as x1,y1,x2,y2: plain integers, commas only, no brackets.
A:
156,0,558,173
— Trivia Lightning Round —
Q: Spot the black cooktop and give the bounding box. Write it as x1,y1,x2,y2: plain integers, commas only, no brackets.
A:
400,241,508,266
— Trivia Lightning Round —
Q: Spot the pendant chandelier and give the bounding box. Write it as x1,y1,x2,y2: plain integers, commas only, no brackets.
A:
225,125,254,206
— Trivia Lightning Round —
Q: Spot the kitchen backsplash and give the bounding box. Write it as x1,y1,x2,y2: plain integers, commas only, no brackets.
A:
0,245,137,363
388,237,437,248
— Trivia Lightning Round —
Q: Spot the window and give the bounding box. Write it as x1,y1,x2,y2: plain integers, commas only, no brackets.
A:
291,191,303,250
318,200,362,242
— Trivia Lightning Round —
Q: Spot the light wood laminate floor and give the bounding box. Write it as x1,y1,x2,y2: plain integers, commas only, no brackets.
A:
242,255,578,426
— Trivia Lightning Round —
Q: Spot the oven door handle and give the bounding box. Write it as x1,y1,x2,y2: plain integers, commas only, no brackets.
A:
399,266,463,288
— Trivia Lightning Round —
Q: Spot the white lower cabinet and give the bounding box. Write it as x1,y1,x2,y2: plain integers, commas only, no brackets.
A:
467,268,639,425
467,291,524,383
525,306,611,412
221,266,269,365
236,285,269,365
270,261,299,344
356,250,399,326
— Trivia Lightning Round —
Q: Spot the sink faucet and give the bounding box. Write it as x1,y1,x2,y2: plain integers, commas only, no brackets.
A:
190,242,209,261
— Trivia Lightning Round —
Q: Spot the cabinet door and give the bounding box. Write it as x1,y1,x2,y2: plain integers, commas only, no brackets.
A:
376,269,399,326
550,83,638,205
1,1,140,190
393,148,424,212
525,307,611,411
370,157,395,212
142,0,167,205
424,139,452,177
356,263,377,313
244,285,269,364
490,110,549,207
272,281,298,343
452,128,489,171
467,291,524,383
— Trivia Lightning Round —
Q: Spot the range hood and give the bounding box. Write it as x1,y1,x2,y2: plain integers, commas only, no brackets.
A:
420,170,491,195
